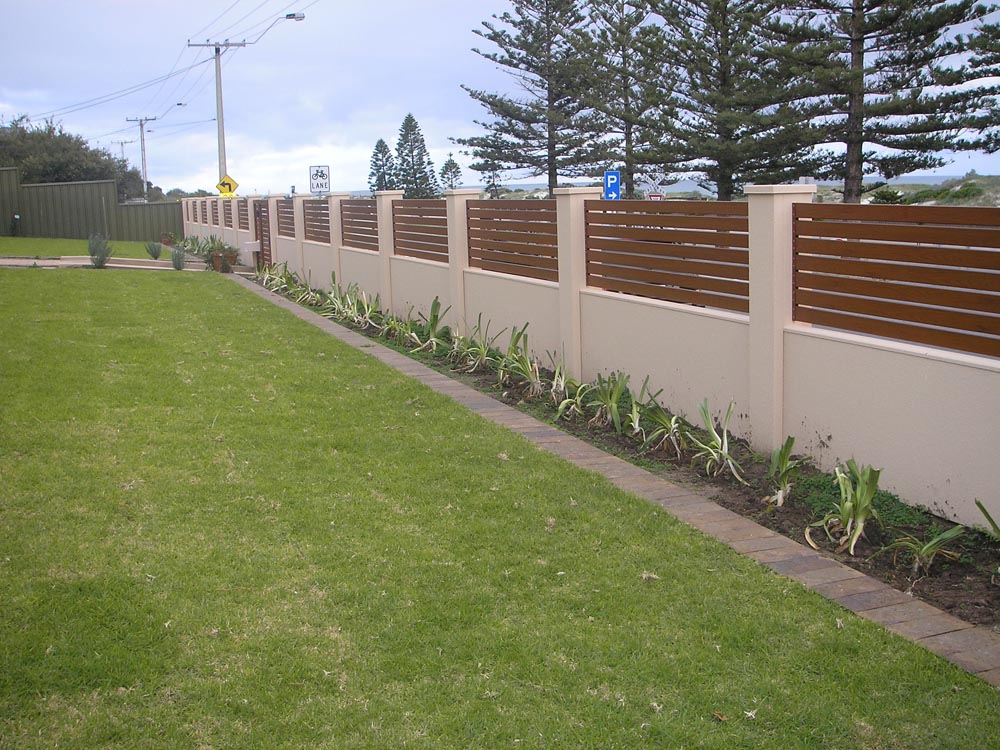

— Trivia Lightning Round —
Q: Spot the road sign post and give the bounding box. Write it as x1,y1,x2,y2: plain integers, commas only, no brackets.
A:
310,165,330,196
603,170,621,201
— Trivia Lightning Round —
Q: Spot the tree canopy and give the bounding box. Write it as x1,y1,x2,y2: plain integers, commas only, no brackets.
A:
0,117,147,202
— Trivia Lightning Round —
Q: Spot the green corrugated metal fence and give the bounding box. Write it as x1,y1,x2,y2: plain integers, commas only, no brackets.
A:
0,167,183,241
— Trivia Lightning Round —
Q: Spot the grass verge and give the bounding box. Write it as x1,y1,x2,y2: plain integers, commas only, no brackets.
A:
0,236,156,260
1,268,998,750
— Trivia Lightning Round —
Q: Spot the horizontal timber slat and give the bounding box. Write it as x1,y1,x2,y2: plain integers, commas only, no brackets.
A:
588,274,749,313
796,307,999,358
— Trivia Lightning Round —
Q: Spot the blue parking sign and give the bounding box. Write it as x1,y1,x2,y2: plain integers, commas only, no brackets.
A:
603,170,621,200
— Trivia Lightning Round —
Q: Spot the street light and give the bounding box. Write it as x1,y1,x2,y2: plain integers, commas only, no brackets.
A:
187,12,306,183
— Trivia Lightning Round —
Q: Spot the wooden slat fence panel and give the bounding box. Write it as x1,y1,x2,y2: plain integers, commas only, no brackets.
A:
393,199,448,262
276,198,295,238
467,200,558,281
223,200,233,228
211,201,220,226
191,201,199,224
585,200,750,313
340,199,378,252
793,202,1000,358
200,200,208,225
256,201,272,265
304,199,330,244
238,199,250,231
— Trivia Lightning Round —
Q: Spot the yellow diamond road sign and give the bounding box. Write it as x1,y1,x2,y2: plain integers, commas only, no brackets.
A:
217,175,238,196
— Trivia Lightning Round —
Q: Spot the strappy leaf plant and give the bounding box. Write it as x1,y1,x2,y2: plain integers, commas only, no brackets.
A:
170,245,187,271
807,459,881,556
640,403,689,460
496,324,544,398
586,371,631,434
453,314,503,373
556,379,592,421
872,525,965,577
144,240,162,260
687,399,746,484
412,297,451,353
547,352,569,406
765,435,804,507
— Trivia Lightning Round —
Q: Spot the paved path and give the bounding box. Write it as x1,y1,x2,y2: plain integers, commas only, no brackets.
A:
234,273,1000,688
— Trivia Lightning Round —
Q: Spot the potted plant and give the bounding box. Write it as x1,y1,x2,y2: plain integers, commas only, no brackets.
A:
205,235,239,273
160,231,178,247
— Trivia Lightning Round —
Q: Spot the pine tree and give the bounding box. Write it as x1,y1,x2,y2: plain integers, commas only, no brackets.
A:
771,0,998,203
367,138,397,194
463,131,507,198
573,0,667,198
440,152,463,190
458,0,602,197
650,1,824,201
394,114,440,199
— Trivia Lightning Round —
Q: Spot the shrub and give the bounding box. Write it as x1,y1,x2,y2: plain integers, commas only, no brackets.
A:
88,234,112,268
170,245,187,271
144,241,162,260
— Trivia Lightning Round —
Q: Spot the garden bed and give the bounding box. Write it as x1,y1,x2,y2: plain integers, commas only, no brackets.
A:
254,267,1000,631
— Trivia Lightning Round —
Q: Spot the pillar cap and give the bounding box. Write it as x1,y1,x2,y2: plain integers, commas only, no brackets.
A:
744,184,817,196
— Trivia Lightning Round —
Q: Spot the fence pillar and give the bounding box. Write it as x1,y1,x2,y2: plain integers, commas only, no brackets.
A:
266,195,279,265
745,184,816,451
445,188,480,337
327,192,352,290
293,195,308,279
555,187,603,379
375,190,404,313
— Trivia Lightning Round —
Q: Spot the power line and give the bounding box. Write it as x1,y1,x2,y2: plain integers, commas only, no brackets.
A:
190,0,244,40
28,57,213,120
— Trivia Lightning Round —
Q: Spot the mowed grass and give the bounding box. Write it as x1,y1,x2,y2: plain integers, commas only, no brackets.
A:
1,269,998,750
0,236,155,260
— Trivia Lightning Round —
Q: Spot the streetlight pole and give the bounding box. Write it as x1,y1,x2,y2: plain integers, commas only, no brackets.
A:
188,13,305,184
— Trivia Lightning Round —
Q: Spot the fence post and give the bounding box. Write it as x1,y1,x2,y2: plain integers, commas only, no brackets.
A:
445,188,480,337
375,189,404,314
555,186,603,379
745,184,816,451
327,192,352,291
267,195,279,265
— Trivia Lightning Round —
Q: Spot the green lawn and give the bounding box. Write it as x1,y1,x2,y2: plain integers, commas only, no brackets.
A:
1,268,997,750
0,236,156,260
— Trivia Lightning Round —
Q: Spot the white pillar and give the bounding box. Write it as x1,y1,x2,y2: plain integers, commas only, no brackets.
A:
445,189,480,337
375,190,404,314
555,186,603,379
327,192,352,291
293,195,307,280
745,184,816,451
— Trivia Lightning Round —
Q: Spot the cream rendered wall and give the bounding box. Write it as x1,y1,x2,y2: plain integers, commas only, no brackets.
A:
464,269,560,359
301,242,336,291
272,235,300,274
390,256,451,322
784,328,1000,527
580,290,751,431
339,247,381,300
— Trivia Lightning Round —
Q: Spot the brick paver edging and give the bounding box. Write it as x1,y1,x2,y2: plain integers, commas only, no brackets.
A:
231,275,1000,689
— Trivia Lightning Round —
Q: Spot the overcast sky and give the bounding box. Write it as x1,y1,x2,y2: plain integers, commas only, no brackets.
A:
2,0,997,195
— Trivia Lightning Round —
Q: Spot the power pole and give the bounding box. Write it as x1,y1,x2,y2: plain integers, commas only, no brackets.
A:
113,139,135,160
126,117,157,200
186,40,245,183
187,13,305,184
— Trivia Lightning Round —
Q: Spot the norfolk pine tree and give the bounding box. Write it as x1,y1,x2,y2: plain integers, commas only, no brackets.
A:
368,138,397,194
771,0,999,203
395,114,440,199
649,0,825,200
573,0,669,198
458,0,602,197
440,153,463,190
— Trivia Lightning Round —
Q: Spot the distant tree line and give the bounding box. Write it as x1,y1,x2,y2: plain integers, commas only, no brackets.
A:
457,0,1000,201
0,116,174,202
